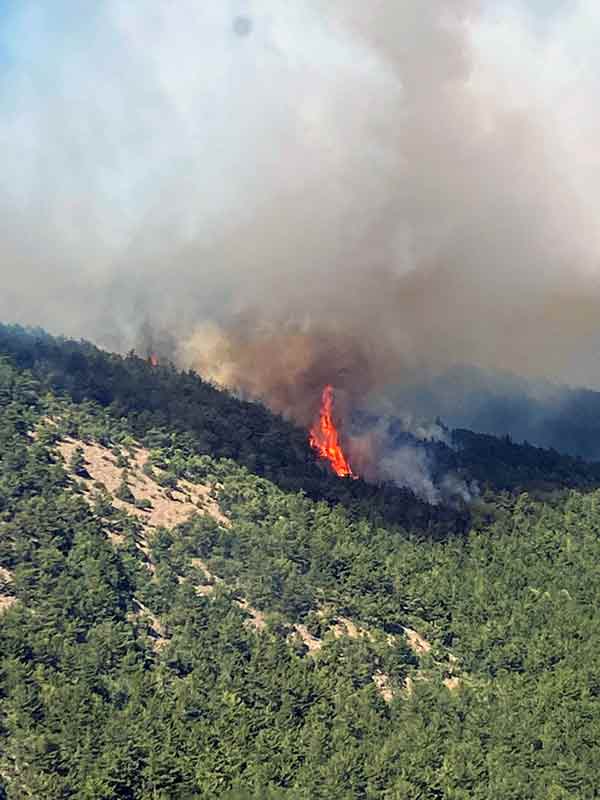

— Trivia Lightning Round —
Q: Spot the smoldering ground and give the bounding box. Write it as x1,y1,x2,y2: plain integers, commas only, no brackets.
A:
3,1,600,430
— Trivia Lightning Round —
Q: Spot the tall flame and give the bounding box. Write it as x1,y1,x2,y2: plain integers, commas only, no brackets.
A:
309,385,355,478
149,353,159,368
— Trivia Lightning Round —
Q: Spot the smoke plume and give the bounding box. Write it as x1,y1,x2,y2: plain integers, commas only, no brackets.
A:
3,0,600,427
345,411,476,504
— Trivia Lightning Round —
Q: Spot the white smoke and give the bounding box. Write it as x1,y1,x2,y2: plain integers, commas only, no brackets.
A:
2,2,600,440
345,412,474,504
380,446,441,506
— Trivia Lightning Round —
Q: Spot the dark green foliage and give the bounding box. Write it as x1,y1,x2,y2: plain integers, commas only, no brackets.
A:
0,323,471,534
69,445,90,478
452,427,600,492
115,472,135,504
115,452,130,469
156,471,178,490
3,328,600,797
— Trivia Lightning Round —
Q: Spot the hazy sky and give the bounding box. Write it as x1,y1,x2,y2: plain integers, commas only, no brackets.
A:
2,1,600,415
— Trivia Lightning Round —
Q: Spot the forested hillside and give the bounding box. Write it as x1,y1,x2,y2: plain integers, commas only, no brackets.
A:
2,326,600,798
391,365,600,461
0,324,470,536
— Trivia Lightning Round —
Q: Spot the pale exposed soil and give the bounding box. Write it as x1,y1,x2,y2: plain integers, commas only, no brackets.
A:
236,599,267,632
404,626,433,656
0,566,13,585
194,584,217,597
402,626,461,692
332,616,373,641
129,598,168,651
373,671,394,703
191,558,221,584
293,624,324,654
443,676,461,691
0,567,16,614
0,595,17,614
57,438,229,530
52,431,460,700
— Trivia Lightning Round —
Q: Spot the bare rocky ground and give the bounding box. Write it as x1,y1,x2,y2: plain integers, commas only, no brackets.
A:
46,431,462,699
0,565,15,613
57,437,228,530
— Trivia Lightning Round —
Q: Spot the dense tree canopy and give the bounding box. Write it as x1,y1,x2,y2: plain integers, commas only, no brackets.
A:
1,326,600,798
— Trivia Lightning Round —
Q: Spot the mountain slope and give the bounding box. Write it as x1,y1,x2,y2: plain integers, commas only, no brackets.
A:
0,322,472,536
2,329,600,798
391,364,600,460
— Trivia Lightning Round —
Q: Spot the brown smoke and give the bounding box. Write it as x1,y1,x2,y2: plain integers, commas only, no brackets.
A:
177,321,394,425
3,1,600,422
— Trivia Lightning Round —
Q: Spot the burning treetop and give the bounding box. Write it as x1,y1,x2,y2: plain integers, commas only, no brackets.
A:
310,384,355,478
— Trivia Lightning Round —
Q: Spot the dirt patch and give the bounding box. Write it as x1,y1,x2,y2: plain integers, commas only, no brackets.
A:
236,599,266,631
191,558,222,596
404,626,432,656
0,595,17,614
293,624,324,653
443,676,461,691
195,585,216,597
0,567,16,614
57,436,230,582
332,616,373,641
130,598,168,651
291,624,393,701
57,438,229,531
0,566,13,586
188,559,266,631
373,671,394,703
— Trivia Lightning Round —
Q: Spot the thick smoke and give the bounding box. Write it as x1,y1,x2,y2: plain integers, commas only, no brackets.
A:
346,417,442,504
345,411,476,505
3,1,600,424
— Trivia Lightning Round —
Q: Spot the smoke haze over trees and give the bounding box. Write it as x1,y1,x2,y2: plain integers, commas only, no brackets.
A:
3,324,600,796
3,2,600,427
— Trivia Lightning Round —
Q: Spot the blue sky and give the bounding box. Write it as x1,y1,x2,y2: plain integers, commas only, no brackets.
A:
0,0,569,90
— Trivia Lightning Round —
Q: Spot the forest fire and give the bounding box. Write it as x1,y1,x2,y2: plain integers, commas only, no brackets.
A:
309,385,355,478
149,353,159,367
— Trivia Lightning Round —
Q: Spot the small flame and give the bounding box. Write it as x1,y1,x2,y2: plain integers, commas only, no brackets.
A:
309,384,355,478
149,353,159,367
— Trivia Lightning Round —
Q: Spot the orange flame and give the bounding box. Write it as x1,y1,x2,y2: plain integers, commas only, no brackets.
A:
309,385,355,478
149,353,159,368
